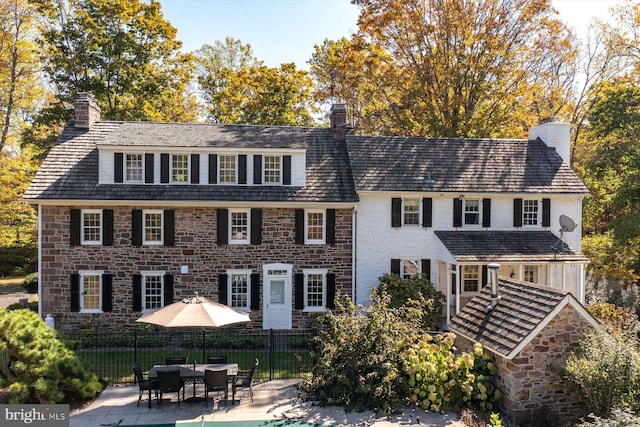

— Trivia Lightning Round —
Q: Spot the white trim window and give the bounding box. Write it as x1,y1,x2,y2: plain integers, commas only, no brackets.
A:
263,155,281,184
403,198,420,226
304,269,327,312
219,154,237,184
462,265,480,293
80,270,102,313
171,154,189,183
464,199,481,226
81,209,102,245
305,210,325,244
142,271,164,311
523,200,539,226
524,265,539,283
402,259,421,279
229,209,250,244
143,210,164,245
229,269,251,309
125,153,143,183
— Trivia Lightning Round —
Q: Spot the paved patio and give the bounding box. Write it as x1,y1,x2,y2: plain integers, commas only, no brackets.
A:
70,379,466,426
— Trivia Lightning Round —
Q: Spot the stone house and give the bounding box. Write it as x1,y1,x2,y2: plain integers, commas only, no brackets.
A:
449,268,602,425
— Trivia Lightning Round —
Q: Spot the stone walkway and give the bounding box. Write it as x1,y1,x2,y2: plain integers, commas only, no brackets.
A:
70,379,466,427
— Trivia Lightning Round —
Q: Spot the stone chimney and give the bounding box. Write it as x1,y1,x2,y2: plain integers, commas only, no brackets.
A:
529,116,571,165
74,92,101,129
330,103,349,141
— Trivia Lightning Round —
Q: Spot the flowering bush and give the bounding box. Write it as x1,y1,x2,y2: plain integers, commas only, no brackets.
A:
402,334,500,413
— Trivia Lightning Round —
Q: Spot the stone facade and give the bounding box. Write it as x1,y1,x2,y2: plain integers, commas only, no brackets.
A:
40,205,353,332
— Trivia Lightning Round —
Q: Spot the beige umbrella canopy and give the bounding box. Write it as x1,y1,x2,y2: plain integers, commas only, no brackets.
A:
136,292,251,328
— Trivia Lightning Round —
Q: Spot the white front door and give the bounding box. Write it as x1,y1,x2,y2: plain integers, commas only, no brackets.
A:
262,263,293,329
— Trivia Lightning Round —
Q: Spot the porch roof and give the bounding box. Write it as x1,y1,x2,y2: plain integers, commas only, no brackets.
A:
434,231,589,263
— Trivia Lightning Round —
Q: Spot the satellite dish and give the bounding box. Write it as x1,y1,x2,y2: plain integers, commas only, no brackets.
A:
559,215,576,232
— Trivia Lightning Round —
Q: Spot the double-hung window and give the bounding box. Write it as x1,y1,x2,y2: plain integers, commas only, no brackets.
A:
171,154,189,183
401,259,420,279
219,155,236,184
82,210,102,244
142,272,164,311
464,200,481,225
403,199,420,226
263,156,281,184
80,270,102,313
125,154,143,183
304,269,327,312
462,265,480,293
229,209,250,244
305,210,325,244
523,200,539,226
228,270,251,309
524,265,539,283
143,210,164,245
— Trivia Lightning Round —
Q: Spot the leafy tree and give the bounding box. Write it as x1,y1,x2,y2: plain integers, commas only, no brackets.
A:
0,149,38,246
0,308,103,403
194,38,317,126
0,0,43,152
24,0,199,155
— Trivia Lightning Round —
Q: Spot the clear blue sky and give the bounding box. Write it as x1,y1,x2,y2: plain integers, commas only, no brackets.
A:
158,0,623,70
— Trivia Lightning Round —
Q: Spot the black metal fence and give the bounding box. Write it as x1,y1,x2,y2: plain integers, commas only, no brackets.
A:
64,329,316,385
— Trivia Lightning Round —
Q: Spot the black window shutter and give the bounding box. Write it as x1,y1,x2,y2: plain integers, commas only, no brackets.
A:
542,198,551,227
133,274,142,312
391,198,402,227
218,274,228,305
132,209,142,246
250,273,260,310
103,209,114,246
70,209,81,246
208,154,218,184
482,198,491,228
453,199,463,227
421,259,431,282
145,153,154,183
283,155,291,185
160,153,169,183
251,208,262,245
71,274,80,312
391,259,401,275
253,155,262,184
422,198,433,228
114,153,123,183
217,208,228,245
294,209,305,244
163,274,174,305
514,198,523,227
238,155,247,184
326,273,336,309
482,265,488,288
326,209,336,245
294,273,304,310
102,273,113,312
190,154,200,184
164,210,175,246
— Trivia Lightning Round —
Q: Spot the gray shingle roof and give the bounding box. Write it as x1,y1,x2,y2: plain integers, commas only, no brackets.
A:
23,121,358,203
435,231,589,262
448,278,599,359
346,136,588,194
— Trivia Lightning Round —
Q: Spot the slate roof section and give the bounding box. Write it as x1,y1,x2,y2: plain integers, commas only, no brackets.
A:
435,231,589,263
448,278,600,359
23,121,358,203
345,136,588,194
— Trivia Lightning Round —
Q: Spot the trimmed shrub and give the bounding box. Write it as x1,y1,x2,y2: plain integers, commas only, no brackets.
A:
0,309,103,403
21,272,38,293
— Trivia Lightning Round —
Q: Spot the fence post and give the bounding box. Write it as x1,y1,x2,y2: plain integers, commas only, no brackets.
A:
202,329,206,363
269,329,274,380
134,330,138,364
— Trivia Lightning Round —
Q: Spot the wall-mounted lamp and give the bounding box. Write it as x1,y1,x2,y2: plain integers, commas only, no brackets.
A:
458,194,465,200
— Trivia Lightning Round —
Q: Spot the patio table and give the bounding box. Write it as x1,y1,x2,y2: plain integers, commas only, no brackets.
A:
148,363,238,405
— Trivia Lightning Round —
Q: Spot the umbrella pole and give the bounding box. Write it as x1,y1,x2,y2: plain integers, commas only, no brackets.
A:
184,330,204,404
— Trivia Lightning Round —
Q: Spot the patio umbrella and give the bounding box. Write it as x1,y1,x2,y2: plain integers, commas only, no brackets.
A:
136,292,251,403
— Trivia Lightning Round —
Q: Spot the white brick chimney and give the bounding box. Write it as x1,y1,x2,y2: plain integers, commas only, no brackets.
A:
74,92,101,129
529,116,571,165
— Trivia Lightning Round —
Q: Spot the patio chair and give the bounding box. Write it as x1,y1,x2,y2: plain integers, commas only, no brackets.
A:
132,362,159,408
206,355,228,364
156,368,185,407
232,358,259,404
204,369,228,406
165,356,187,365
